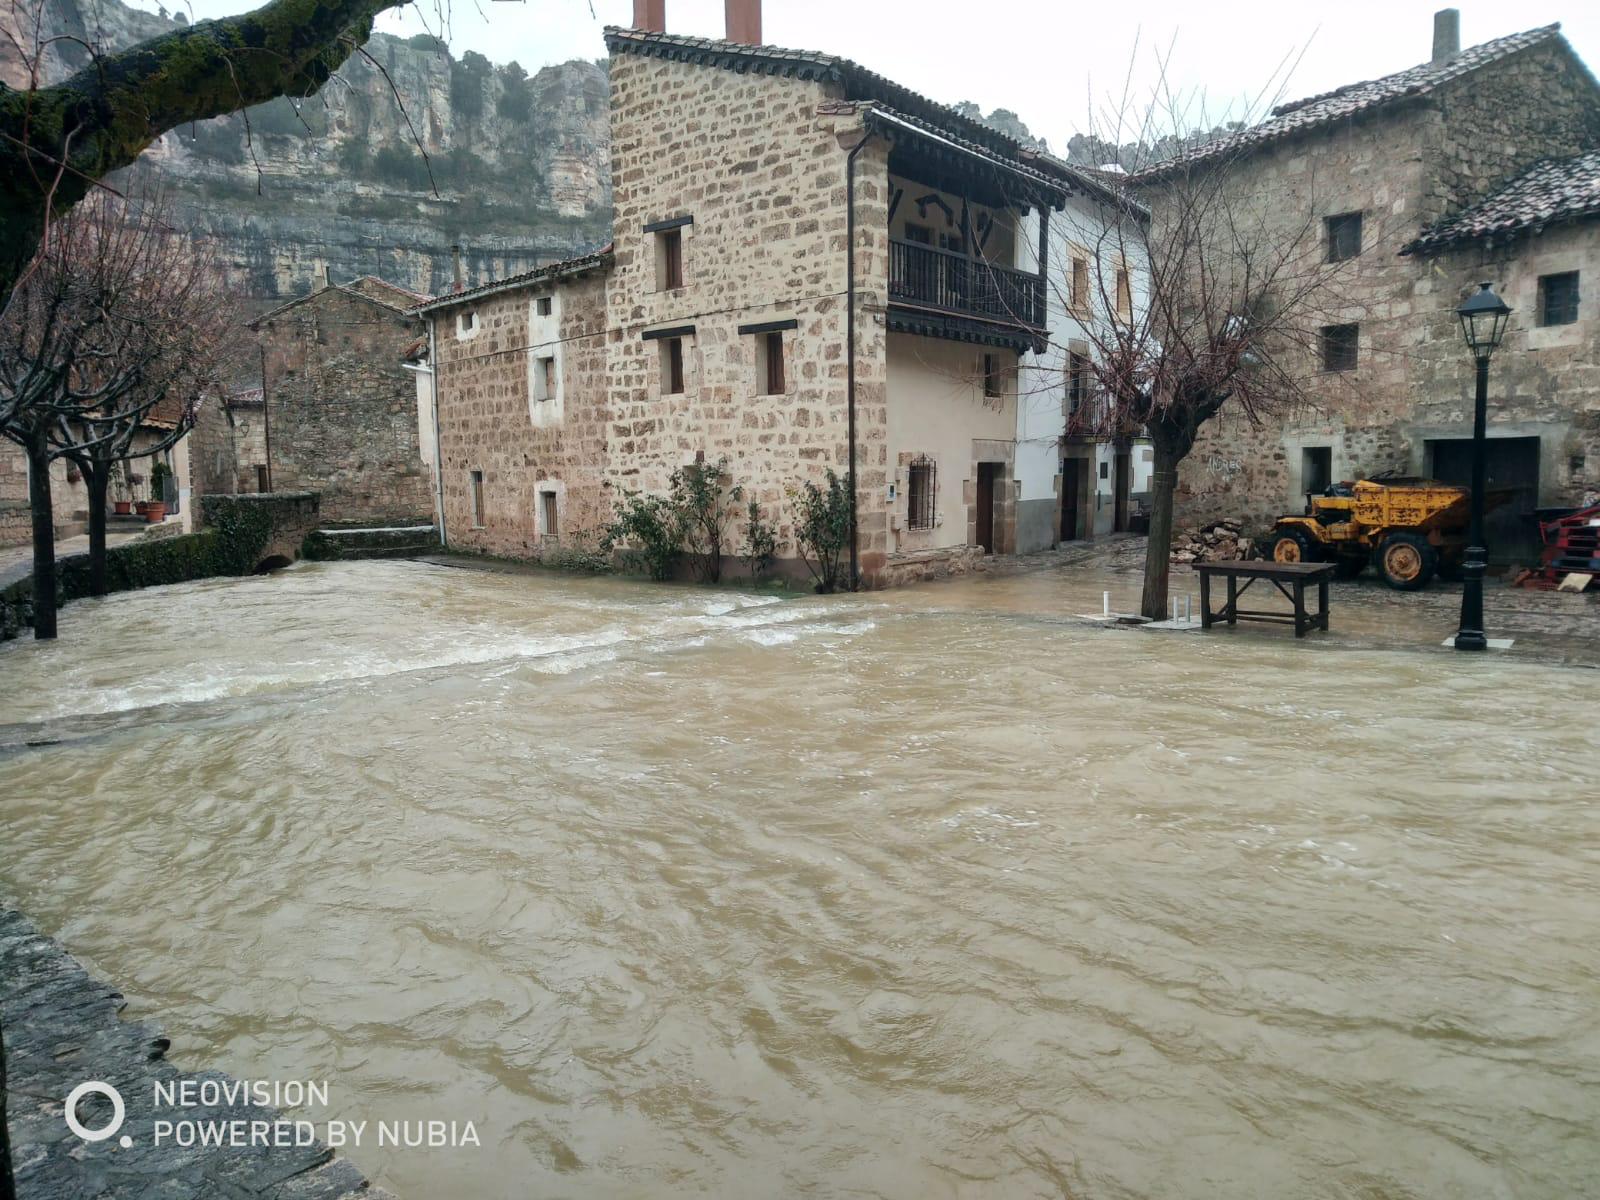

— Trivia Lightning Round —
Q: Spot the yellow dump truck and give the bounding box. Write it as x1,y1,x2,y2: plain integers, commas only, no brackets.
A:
1268,478,1475,591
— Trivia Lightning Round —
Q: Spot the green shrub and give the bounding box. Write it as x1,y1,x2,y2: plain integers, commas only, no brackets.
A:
673,457,742,583
789,469,852,593
603,491,685,582
742,498,777,580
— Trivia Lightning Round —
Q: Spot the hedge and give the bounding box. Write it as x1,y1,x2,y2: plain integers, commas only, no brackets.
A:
1,494,311,641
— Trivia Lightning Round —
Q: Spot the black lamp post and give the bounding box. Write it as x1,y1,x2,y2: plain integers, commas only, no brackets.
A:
1453,281,1512,652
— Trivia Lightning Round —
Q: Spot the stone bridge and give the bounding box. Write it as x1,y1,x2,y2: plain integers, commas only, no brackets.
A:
198,492,321,573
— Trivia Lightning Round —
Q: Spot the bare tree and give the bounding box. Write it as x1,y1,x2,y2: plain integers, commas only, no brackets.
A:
1037,52,1361,619
0,192,237,635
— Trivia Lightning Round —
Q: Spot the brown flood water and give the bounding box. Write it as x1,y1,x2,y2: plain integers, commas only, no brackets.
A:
1,558,1596,1198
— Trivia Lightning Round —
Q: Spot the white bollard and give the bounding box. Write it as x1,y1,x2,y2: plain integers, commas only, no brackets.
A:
1103,591,1111,617
1185,594,1192,622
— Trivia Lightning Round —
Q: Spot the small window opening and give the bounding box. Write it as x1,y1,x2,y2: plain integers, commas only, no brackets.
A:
1114,268,1132,319
983,353,1003,399
470,469,485,527
1326,212,1363,263
661,337,686,395
1320,323,1359,372
755,330,785,395
540,490,558,539
907,457,936,531
1302,446,1333,497
534,355,556,402
1070,256,1090,311
1539,271,1579,327
535,296,552,317
657,228,684,291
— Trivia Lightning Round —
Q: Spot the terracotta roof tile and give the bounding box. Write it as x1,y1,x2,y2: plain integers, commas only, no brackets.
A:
1133,24,1572,180
1402,150,1600,253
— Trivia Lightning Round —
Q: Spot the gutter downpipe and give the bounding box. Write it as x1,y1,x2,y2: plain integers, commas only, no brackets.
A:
428,316,447,549
845,128,877,592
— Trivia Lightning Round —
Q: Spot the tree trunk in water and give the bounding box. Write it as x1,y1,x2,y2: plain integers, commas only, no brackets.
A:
27,440,57,640
1140,441,1182,621
86,462,110,597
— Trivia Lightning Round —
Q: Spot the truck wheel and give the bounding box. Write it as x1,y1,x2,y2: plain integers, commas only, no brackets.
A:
1272,527,1319,564
1378,533,1437,591
1334,556,1366,579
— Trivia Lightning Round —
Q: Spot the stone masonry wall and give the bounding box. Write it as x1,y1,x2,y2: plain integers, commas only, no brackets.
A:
1175,50,1600,534
257,288,432,524
605,53,891,578
433,271,611,556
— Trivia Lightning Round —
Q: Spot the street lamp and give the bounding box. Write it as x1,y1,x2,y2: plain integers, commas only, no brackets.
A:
1453,281,1512,652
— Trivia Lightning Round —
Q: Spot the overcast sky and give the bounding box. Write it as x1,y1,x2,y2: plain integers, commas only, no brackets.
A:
153,0,1597,152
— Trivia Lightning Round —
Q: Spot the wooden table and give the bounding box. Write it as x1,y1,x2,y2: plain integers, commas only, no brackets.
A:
1194,560,1336,638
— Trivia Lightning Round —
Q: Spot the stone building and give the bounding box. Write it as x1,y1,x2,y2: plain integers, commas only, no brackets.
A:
419,0,1124,586
1136,12,1600,562
198,275,436,524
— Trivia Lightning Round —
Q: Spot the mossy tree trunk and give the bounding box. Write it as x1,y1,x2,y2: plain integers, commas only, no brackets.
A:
0,0,407,309
83,459,111,597
26,434,57,640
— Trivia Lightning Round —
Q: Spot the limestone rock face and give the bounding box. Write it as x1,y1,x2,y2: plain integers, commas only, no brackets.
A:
5,0,612,302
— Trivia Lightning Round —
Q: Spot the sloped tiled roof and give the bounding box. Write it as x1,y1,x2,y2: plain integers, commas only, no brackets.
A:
409,248,615,315
249,275,431,327
604,26,1024,160
1133,24,1580,180
1402,150,1600,254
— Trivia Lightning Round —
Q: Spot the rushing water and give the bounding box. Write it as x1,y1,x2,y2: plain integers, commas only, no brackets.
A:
1,560,1597,1198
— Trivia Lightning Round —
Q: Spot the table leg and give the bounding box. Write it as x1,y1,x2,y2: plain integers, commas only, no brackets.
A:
1200,571,1212,629
1226,575,1237,625
1293,581,1307,637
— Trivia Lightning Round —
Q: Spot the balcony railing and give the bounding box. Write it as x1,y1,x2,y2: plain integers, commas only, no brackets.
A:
888,238,1045,330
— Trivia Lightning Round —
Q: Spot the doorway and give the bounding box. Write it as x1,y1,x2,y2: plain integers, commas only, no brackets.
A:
1113,450,1132,533
975,462,1001,553
1060,458,1081,542
1428,436,1541,565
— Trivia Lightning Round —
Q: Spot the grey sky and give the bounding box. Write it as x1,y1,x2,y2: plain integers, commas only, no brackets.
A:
148,0,1598,153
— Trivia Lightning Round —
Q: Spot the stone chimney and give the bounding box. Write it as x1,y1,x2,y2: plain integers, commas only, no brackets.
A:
725,0,761,45
1432,9,1460,64
450,243,463,293
632,0,665,33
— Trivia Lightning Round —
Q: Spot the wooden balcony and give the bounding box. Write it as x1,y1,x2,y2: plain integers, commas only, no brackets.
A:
888,238,1045,333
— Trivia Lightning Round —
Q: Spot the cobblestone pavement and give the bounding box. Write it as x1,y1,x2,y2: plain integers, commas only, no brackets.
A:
1,907,392,1200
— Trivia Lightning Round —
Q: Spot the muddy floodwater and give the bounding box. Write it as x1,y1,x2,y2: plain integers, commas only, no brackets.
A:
2,559,1597,1198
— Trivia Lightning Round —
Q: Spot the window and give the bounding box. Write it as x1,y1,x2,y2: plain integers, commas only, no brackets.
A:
470,470,485,527
1326,212,1363,263
456,309,479,339
983,353,1003,399
540,490,558,539
1539,271,1579,326
1320,323,1359,372
906,457,936,530
656,227,684,291
1114,268,1132,319
755,330,785,395
534,355,556,402
903,223,932,245
255,464,269,493
1070,255,1090,312
661,337,686,395
535,296,552,317
1302,446,1333,497
1067,351,1089,414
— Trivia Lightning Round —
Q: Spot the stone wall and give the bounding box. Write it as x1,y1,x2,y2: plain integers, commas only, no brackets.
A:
0,443,93,549
257,288,433,524
433,271,612,557
1172,48,1600,534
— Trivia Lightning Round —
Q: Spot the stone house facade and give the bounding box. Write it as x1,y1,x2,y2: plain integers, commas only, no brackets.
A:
422,1,1093,586
1138,12,1600,562
208,275,435,525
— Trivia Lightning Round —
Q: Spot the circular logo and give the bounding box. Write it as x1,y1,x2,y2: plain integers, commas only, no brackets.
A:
64,1081,130,1147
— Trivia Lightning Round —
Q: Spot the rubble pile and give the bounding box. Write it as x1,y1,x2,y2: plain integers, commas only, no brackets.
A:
1170,518,1259,565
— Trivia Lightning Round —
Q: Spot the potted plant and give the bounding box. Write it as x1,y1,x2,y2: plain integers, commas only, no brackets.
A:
112,463,132,515
146,461,170,522
129,472,147,515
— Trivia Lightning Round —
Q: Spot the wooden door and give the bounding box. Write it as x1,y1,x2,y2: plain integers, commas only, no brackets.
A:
1060,459,1080,541
976,463,998,553
1113,451,1131,532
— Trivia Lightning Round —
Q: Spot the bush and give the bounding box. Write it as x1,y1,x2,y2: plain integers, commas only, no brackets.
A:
789,469,852,593
742,498,777,580
603,491,685,582
673,457,742,583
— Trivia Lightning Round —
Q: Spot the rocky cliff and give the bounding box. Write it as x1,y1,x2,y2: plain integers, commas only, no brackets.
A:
6,0,612,301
